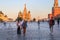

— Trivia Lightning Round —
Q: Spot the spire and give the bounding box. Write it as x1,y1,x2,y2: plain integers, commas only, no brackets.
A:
23,4,27,14
23,4,27,20
24,4,26,9
24,4,27,12
54,0,58,7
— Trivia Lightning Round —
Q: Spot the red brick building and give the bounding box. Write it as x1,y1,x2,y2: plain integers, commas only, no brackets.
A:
48,0,60,19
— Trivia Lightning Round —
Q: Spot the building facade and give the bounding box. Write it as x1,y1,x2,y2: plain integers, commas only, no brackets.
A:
48,0,60,19
0,11,13,22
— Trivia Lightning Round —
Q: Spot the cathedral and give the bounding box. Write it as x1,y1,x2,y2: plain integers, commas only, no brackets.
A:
18,4,31,21
48,0,60,19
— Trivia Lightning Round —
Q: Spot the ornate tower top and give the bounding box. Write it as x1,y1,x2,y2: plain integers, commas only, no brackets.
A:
23,4,27,20
54,0,58,7
24,4,27,11
24,4,26,9
23,4,27,14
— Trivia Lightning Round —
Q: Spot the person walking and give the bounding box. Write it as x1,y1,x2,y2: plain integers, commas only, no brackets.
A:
22,20,27,35
57,18,59,27
49,17,55,33
3,21,6,26
38,20,40,29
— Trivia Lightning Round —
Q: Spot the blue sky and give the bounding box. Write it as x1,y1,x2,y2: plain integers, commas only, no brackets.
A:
0,0,60,20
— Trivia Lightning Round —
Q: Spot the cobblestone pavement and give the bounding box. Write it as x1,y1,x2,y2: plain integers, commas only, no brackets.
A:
0,22,60,40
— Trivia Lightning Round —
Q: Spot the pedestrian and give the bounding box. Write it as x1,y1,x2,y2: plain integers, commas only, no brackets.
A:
16,17,22,34
22,20,27,35
49,17,55,33
38,20,40,29
3,21,6,26
57,18,59,27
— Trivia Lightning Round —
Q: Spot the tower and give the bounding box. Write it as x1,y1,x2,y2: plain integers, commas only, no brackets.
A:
23,4,27,20
54,0,58,7
48,0,60,19
52,0,60,19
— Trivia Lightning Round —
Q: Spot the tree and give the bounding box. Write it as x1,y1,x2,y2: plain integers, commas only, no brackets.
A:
16,17,23,21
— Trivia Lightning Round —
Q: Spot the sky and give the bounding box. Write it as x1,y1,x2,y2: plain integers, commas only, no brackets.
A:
0,0,60,20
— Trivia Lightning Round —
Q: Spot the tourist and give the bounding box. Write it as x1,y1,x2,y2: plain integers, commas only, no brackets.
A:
49,17,55,33
22,20,27,35
57,18,59,27
38,20,40,29
16,17,22,34
3,21,6,26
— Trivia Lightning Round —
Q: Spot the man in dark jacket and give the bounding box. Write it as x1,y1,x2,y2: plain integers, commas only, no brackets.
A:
49,17,55,33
